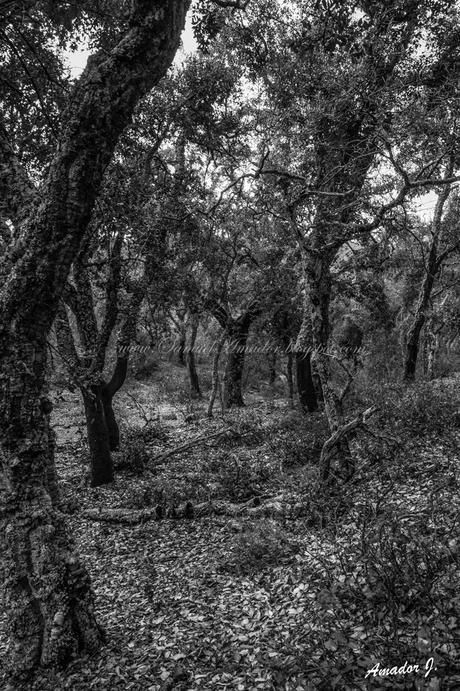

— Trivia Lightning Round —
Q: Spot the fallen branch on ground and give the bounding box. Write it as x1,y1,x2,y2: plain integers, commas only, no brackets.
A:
149,426,254,467
320,405,378,484
81,494,308,525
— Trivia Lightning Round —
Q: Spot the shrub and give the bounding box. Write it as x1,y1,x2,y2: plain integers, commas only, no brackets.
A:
206,449,278,501
370,381,460,439
223,519,300,573
116,422,167,473
266,413,329,468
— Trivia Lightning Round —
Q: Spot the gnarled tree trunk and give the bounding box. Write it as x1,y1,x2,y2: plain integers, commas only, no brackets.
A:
0,327,105,680
0,0,190,676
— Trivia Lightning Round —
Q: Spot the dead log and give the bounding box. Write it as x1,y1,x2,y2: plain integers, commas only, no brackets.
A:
81,495,302,525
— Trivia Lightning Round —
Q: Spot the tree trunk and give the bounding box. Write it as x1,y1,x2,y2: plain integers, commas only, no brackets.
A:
208,329,226,418
295,351,318,413
268,352,277,385
223,351,246,408
101,391,120,452
82,385,114,487
187,314,201,399
312,364,324,402
426,331,439,380
286,352,294,409
0,1,190,675
178,331,186,366
404,318,425,381
303,253,346,433
223,319,251,409
101,355,129,451
0,335,104,679
403,172,452,381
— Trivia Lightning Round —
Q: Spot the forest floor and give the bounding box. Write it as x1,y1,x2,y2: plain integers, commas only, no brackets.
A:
1,367,460,690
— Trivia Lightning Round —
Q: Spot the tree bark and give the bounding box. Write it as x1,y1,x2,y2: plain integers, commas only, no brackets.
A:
100,357,128,451
425,323,439,380
0,331,104,680
178,331,186,366
286,352,294,409
187,313,201,399
404,180,452,381
268,352,277,385
0,0,190,676
300,252,348,436
295,350,318,413
207,329,226,418
82,385,114,486
223,316,251,408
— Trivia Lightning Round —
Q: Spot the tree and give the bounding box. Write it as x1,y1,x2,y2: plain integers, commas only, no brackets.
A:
404,180,460,380
54,119,182,484
218,0,460,473
0,0,190,677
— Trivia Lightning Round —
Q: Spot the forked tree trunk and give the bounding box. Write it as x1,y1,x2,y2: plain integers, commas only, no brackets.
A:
295,351,318,413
